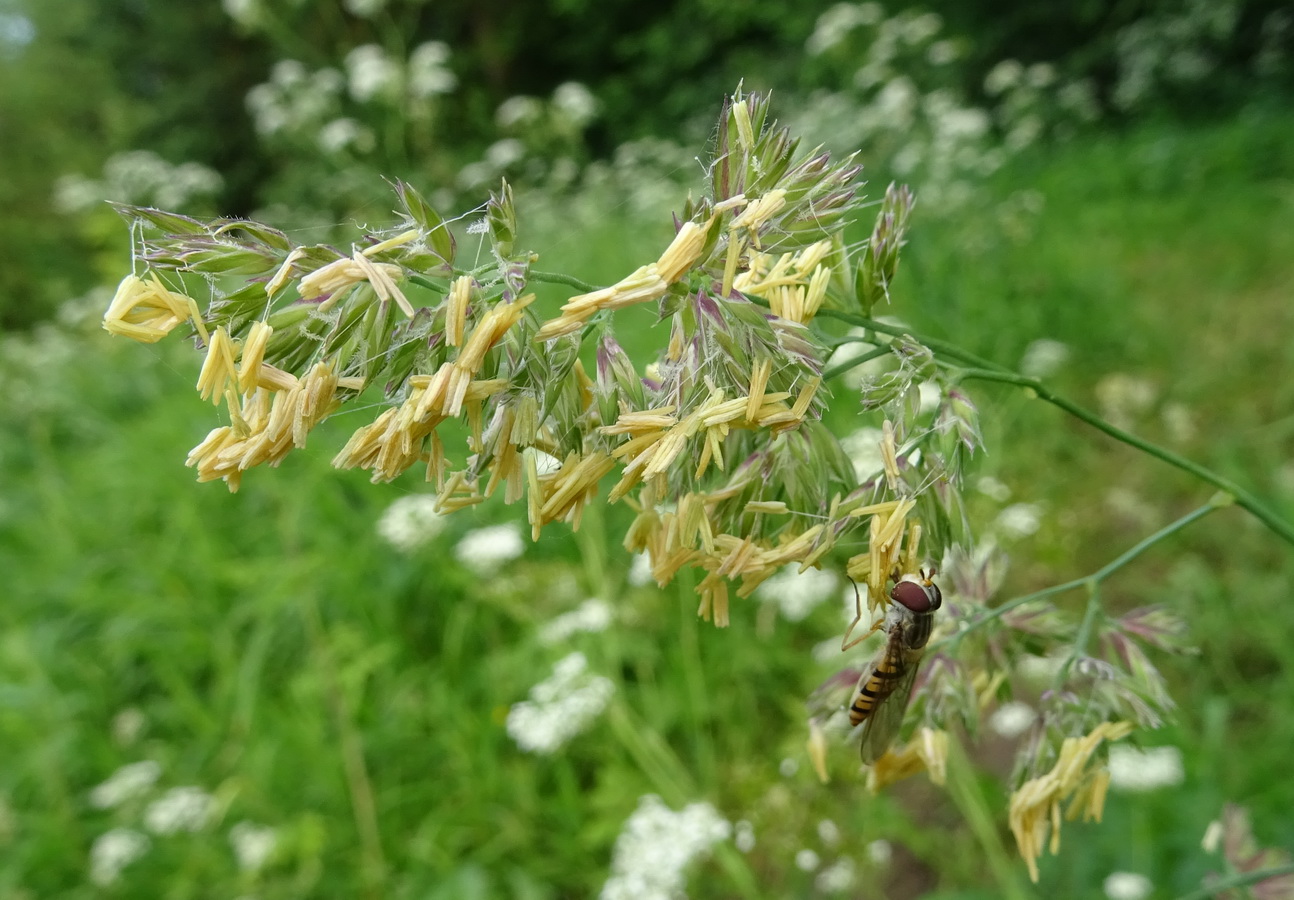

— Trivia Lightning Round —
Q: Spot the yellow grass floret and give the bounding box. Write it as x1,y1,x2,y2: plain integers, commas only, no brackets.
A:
1008,721,1134,882
103,274,207,344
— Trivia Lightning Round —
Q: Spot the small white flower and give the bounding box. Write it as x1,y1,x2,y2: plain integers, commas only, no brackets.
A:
867,838,893,866
90,828,150,886
816,819,841,847
1108,745,1184,792
1201,819,1224,853
342,0,385,18
816,856,857,893
988,702,1036,739
779,757,799,778
318,117,371,155
552,82,599,127
485,138,526,169
229,821,278,872
627,553,654,587
926,39,959,65
144,786,216,835
734,819,756,853
1096,374,1158,430
1020,339,1070,379
840,427,886,480
795,848,821,872
455,522,525,572
975,475,1012,502
222,0,261,26
506,652,615,753
600,795,730,900
1018,654,1065,685
376,494,446,552
1104,871,1153,900
994,503,1043,539
90,761,161,809
112,708,146,746
345,44,399,103
495,95,542,129
984,59,1024,95
755,565,840,622
1027,62,1057,88
540,598,614,644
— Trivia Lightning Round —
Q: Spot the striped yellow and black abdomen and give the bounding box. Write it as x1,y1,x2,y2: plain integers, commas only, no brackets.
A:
848,651,906,726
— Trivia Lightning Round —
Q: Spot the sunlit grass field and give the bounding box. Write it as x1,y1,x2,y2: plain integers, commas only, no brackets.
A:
2,111,1292,898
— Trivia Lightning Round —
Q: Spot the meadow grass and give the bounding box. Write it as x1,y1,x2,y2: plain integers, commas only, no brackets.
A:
1,110,1291,898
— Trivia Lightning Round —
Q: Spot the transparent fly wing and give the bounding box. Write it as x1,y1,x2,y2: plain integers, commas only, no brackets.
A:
859,661,920,764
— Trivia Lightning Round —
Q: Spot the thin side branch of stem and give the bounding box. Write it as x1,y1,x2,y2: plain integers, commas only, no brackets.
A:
814,308,1294,547
1173,864,1294,900
938,502,1218,650
823,345,892,380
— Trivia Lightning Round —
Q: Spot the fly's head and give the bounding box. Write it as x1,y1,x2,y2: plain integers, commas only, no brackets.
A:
890,568,942,614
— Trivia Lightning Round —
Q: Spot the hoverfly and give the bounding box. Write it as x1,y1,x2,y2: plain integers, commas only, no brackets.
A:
845,571,942,763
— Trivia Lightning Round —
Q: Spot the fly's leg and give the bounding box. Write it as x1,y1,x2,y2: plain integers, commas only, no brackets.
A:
841,579,885,651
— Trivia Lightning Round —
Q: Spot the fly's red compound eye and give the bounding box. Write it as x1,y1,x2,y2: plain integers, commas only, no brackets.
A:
890,578,941,612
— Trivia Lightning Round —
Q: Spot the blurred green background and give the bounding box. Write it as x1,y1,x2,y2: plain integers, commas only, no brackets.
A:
1,0,1292,896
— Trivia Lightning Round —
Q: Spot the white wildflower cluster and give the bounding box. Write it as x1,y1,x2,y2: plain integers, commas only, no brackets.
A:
53,151,222,214
90,760,161,809
1020,339,1070,379
1113,0,1239,110
459,82,599,192
221,0,261,27
454,522,525,572
552,82,600,128
246,60,345,138
993,503,1043,540
627,553,654,587
376,494,446,552
795,848,821,871
246,42,454,153
540,598,615,644
229,821,278,872
342,0,385,18
975,475,1012,502
345,44,401,102
839,427,886,480
816,856,858,893
1108,744,1185,792
1096,373,1158,431
797,4,1112,212
144,786,217,835
90,828,151,887
506,652,615,754
755,565,840,622
599,795,731,900
988,701,1037,739
1104,871,1153,900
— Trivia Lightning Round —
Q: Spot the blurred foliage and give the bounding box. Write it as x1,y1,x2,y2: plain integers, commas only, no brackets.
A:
3,0,1292,328
1,110,1292,895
